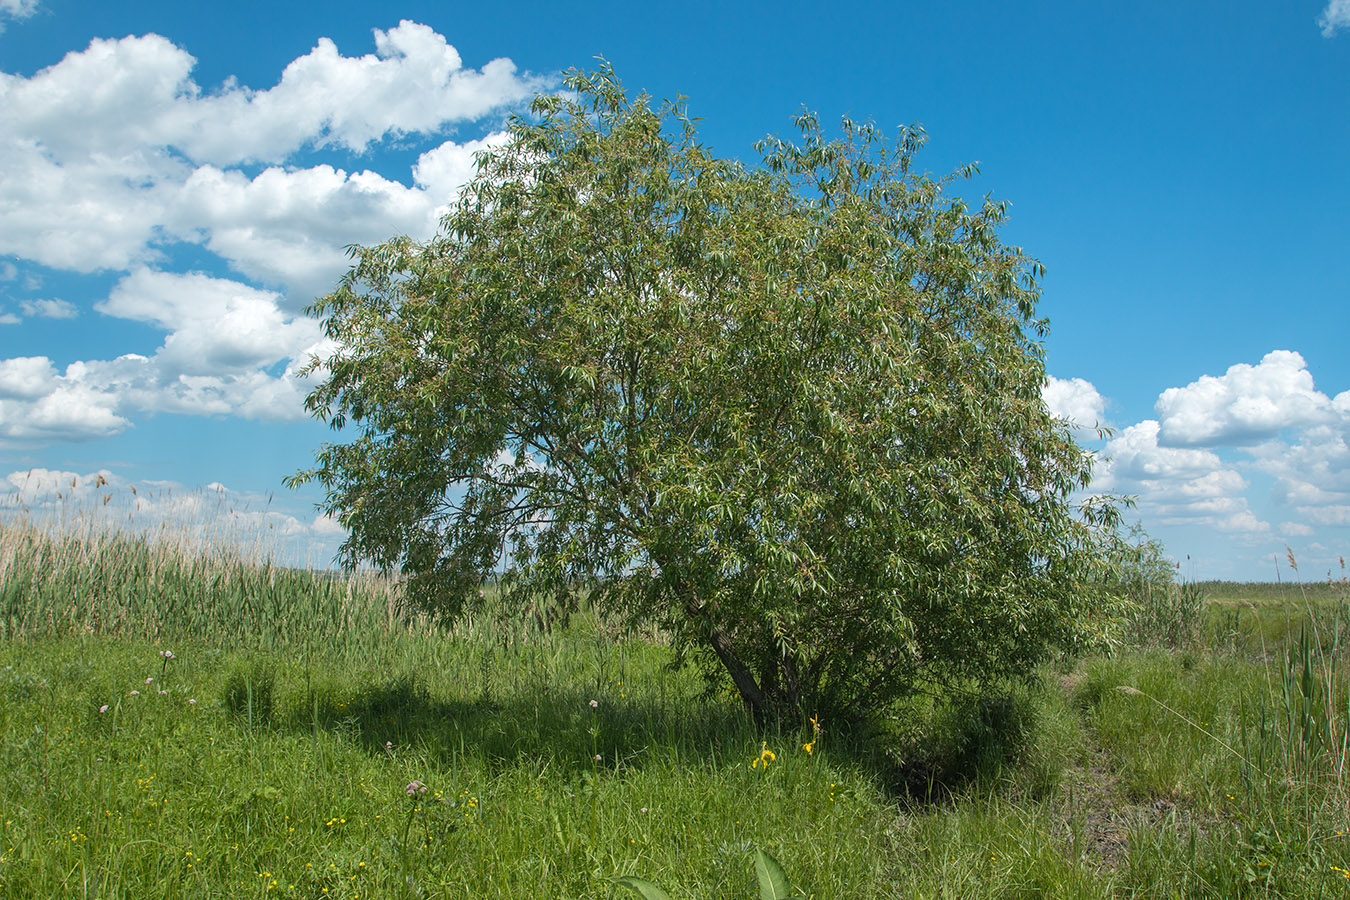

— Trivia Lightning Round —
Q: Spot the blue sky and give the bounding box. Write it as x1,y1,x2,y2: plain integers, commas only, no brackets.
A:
1,0,1347,579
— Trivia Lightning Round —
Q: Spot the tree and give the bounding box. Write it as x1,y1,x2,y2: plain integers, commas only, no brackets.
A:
290,65,1115,724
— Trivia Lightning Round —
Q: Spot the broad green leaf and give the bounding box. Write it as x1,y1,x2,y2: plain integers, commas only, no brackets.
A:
754,848,796,900
610,875,674,900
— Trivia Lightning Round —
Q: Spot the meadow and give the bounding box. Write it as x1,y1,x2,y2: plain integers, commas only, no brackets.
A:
2,516,1349,898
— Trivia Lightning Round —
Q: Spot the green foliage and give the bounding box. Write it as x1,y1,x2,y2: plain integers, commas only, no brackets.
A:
292,64,1113,723
1103,522,1202,648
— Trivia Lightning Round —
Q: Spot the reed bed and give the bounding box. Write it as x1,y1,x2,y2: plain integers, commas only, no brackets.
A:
0,518,410,650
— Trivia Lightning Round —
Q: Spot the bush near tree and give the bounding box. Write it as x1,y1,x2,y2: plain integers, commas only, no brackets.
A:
289,65,1117,724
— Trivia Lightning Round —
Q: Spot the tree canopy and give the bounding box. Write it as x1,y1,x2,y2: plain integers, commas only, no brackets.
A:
290,65,1115,723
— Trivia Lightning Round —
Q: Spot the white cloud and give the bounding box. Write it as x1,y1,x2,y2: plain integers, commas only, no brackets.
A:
311,513,346,536
98,268,324,376
1098,420,1226,483
19,298,77,319
0,24,542,291
0,142,185,271
413,133,510,205
0,356,57,399
1155,350,1336,447
1214,508,1271,534
1257,424,1350,493
0,24,545,445
0,351,318,447
168,162,443,301
1253,418,1350,527
2,24,543,167
1320,0,1350,36
178,24,542,165
1281,521,1316,537
0,270,334,445
0,0,38,30
1043,375,1107,438
1094,419,1269,534
0,376,129,444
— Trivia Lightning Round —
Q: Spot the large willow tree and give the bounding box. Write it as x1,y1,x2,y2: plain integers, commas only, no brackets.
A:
290,65,1115,723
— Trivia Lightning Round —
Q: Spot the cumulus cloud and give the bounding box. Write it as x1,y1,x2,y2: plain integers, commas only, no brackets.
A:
1155,350,1337,447
0,22,542,449
0,356,56,399
1252,418,1350,528
1320,0,1350,36
167,163,441,302
413,132,510,205
0,143,184,271
2,23,543,166
1094,420,1268,534
0,271,333,446
0,23,544,293
98,268,325,376
1300,506,1350,526
1099,420,1226,483
1043,375,1108,439
1258,425,1350,493
0,375,128,443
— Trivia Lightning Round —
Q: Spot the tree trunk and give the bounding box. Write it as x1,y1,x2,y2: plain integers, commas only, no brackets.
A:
682,596,769,724
706,622,770,724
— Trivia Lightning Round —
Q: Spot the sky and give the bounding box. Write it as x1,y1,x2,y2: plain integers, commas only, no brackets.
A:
0,0,1347,580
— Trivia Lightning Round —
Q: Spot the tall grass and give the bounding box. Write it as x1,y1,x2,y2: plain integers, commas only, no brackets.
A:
1253,553,1350,803
6,507,1350,896
0,518,412,651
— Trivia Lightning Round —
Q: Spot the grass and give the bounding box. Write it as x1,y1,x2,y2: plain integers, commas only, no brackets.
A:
3,517,1350,897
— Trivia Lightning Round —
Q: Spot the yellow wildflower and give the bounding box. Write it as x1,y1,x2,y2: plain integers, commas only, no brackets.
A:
750,741,776,769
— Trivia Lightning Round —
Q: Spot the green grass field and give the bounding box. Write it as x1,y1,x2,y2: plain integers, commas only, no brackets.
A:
3,521,1350,898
